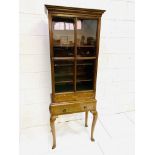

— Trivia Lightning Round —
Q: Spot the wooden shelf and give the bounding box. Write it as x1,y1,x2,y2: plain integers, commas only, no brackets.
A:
76,57,96,60
77,79,92,82
54,64,74,67
53,57,96,60
55,73,73,76
53,57,74,60
54,45,74,47
55,63,93,66
77,63,93,66
55,79,92,84
77,45,96,48
54,45,95,48
55,80,73,84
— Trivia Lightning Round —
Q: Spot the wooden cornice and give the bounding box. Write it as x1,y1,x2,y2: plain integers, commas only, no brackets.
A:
45,5,106,17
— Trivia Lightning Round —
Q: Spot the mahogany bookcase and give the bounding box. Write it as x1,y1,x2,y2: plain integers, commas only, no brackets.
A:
45,5,105,149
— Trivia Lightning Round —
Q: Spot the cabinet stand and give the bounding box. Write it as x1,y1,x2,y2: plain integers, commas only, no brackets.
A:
50,109,98,149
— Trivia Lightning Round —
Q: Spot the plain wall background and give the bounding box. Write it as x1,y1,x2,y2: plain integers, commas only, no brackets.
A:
20,0,134,132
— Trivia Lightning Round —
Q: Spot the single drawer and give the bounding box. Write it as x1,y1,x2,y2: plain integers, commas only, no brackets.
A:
50,100,96,115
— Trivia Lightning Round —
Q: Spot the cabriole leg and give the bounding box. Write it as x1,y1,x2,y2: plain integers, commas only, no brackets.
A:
50,116,56,149
90,111,98,141
85,111,88,127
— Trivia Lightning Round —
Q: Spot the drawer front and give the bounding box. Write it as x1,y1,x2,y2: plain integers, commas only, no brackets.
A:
53,91,95,102
51,102,96,115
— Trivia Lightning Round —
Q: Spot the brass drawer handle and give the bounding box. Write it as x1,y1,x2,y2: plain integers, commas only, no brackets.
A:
63,109,67,113
84,106,87,110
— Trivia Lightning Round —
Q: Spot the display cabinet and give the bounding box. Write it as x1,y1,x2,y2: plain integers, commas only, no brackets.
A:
45,5,105,149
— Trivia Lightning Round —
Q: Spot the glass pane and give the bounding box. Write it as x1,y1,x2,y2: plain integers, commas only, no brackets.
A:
52,17,75,57
54,60,74,93
77,19,97,57
76,60,95,91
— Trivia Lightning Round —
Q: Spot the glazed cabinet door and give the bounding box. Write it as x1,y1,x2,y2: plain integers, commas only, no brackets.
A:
51,16,99,93
52,16,75,93
52,16,75,57
76,18,98,91
76,19,97,57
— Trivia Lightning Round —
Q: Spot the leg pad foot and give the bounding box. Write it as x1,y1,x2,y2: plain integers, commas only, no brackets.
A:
52,145,56,149
91,138,95,142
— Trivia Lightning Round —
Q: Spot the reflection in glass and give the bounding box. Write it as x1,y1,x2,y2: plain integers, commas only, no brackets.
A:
76,19,97,57
52,17,74,46
52,17,75,57
77,19,97,46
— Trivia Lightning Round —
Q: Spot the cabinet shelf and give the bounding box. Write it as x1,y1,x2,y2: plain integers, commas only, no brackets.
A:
77,63,93,66
55,80,73,84
53,45,95,48
53,57,74,60
77,45,96,48
55,79,93,84
55,73,73,76
54,64,74,67
53,57,96,60
76,57,96,60
55,79,92,84
54,45,74,47
77,79,92,82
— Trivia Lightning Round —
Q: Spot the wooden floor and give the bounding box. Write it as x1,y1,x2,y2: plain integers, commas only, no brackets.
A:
20,111,134,155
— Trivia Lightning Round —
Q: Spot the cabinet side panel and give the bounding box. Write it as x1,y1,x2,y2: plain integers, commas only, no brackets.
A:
94,17,101,93
48,14,55,99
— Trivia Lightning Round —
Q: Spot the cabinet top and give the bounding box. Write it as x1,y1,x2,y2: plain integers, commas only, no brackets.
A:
45,5,106,17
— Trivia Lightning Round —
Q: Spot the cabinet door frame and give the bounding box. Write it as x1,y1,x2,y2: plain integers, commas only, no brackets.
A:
48,13,101,95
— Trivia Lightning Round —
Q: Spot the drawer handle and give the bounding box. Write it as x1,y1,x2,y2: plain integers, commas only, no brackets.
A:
84,106,87,110
63,109,67,113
